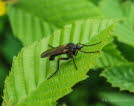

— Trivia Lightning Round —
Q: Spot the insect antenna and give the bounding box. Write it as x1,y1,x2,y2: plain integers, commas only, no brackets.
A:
80,41,102,48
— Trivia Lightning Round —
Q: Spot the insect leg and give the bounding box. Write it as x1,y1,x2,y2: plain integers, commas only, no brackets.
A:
48,44,55,48
48,57,69,79
57,58,70,71
74,50,79,56
72,57,77,70
80,50,100,53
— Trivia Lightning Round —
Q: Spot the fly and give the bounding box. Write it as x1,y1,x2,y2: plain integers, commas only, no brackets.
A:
41,41,102,79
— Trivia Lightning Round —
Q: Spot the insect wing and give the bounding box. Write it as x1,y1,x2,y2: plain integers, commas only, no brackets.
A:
40,49,55,58
40,45,66,58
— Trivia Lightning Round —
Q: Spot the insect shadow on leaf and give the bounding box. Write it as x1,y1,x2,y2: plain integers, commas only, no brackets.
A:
41,41,102,79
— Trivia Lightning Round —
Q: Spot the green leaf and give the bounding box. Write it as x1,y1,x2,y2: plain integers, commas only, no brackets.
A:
116,41,134,62
99,0,134,46
101,63,134,92
96,43,128,68
114,2,134,47
114,23,134,47
3,19,116,105
100,92,134,106
8,0,101,45
99,0,123,19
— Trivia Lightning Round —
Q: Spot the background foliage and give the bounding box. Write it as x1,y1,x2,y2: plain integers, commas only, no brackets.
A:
0,0,134,106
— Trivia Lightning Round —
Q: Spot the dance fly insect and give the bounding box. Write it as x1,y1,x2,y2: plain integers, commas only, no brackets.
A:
41,41,102,79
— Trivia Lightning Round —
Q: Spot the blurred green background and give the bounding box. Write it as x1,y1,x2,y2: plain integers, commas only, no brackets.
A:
0,15,23,104
0,0,134,106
